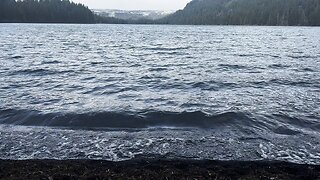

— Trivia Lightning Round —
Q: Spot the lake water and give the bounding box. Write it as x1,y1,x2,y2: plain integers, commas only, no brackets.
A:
0,24,319,164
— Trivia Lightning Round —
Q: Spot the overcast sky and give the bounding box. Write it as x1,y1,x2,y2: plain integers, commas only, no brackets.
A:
72,0,192,11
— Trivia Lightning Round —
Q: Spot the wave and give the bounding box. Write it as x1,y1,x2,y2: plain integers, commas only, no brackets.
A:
287,55,319,59
268,79,320,88
146,46,191,51
294,68,316,72
10,55,24,59
10,68,74,76
268,64,291,69
0,109,256,129
0,109,317,135
218,64,249,70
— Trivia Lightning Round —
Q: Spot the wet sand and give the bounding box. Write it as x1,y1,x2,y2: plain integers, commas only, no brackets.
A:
0,159,319,179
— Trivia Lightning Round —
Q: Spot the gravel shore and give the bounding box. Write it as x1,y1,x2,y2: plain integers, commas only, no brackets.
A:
0,159,319,179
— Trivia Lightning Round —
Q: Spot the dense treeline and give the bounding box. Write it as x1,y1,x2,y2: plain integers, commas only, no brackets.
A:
0,0,95,23
1,0,320,25
159,0,320,26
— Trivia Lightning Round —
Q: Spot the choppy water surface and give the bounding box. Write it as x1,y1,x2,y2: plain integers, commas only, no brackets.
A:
0,24,319,164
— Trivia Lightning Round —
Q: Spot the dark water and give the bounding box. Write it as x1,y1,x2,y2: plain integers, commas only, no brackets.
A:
0,24,319,164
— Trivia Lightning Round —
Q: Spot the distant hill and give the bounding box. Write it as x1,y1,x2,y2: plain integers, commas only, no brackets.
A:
0,0,95,23
94,9,173,21
159,0,320,26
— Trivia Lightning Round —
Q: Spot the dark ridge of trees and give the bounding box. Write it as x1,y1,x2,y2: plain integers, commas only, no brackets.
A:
1,0,320,26
158,0,320,26
0,0,95,23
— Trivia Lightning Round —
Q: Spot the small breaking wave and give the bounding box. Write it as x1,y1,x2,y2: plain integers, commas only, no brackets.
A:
0,109,257,129
287,55,319,59
10,68,74,76
146,46,191,51
9,55,24,59
218,64,249,70
268,64,291,69
1,108,317,136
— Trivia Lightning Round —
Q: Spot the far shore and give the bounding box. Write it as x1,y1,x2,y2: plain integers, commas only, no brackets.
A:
1,22,320,28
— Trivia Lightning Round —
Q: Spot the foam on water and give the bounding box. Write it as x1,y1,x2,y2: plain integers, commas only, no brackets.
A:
0,124,319,164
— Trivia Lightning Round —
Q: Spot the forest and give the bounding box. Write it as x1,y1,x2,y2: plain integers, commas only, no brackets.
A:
1,0,320,26
0,0,95,23
159,0,320,26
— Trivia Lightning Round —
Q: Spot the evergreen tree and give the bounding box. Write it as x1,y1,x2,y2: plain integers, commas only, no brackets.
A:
158,0,320,26
0,0,95,23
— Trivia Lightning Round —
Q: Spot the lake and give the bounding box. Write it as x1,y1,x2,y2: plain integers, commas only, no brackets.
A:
0,24,319,164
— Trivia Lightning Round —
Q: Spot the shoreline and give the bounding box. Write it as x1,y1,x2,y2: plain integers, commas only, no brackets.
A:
1,22,320,27
1,159,319,179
